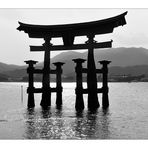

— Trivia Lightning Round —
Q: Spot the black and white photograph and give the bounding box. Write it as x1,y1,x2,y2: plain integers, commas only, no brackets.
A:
0,6,148,141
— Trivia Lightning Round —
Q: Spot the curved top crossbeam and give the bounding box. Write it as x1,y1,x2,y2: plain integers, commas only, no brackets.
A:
17,12,127,39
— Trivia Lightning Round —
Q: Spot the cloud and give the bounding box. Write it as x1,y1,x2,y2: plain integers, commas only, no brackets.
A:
113,30,148,48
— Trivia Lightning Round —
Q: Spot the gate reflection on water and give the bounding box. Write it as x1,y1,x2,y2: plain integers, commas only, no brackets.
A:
24,107,111,139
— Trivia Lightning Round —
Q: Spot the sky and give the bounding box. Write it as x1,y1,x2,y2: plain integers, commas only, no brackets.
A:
0,8,148,65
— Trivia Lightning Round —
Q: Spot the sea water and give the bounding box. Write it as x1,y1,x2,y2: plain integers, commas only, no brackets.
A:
0,82,148,139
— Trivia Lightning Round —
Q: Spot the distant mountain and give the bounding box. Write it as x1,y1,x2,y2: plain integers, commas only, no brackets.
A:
0,73,9,81
0,62,23,73
3,68,26,78
109,65,148,76
48,47,148,67
1,47,148,81
92,47,148,67
36,51,84,75
52,51,84,63
50,47,148,76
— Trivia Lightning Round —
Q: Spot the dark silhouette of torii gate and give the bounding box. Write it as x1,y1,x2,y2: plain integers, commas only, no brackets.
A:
17,11,127,110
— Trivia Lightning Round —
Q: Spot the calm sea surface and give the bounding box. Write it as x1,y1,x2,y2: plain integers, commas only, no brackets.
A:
0,82,148,139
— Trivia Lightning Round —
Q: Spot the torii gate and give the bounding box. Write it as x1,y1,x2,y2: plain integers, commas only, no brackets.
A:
17,11,127,110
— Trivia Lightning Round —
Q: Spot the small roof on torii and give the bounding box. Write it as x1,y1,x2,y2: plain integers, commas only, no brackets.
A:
17,11,127,38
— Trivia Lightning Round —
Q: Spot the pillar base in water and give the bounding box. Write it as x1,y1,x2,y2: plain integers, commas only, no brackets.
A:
28,93,35,108
88,93,100,111
75,89,84,111
40,89,51,108
75,96,84,111
56,91,62,108
56,105,62,110
56,87,63,108
102,91,109,109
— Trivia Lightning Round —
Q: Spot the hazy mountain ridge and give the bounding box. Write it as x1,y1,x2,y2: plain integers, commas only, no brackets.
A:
51,47,148,67
109,65,148,76
1,47,148,81
0,73,9,81
0,62,24,73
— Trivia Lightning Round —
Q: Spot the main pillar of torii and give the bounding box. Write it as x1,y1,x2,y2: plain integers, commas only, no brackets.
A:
17,11,127,109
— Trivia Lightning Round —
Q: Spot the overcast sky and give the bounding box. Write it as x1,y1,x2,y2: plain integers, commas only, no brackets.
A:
0,9,148,65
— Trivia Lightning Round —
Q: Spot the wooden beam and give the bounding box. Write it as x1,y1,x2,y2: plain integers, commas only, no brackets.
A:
50,70,57,74
82,88,103,94
96,69,103,73
30,46,44,51
82,68,103,73
50,88,57,92
33,88,42,93
82,89,88,94
30,40,112,52
97,88,103,93
29,87,58,93
82,68,87,73
33,69,57,74
34,69,43,74
30,88,102,94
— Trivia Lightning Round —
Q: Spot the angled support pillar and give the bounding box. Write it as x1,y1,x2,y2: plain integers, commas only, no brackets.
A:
40,37,52,108
25,60,38,108
53,62,65,109
73,58,86,111
99,60,111,109
86,35,100,111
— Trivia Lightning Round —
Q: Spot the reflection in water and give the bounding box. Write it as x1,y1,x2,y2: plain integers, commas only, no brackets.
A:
99,109,110,139
1,83,148,139
74,109,110,139
85,110,98,139
24,107,111,139
24,108,36,139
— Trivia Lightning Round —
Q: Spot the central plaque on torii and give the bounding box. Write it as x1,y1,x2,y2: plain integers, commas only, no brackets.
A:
17,12,127,109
